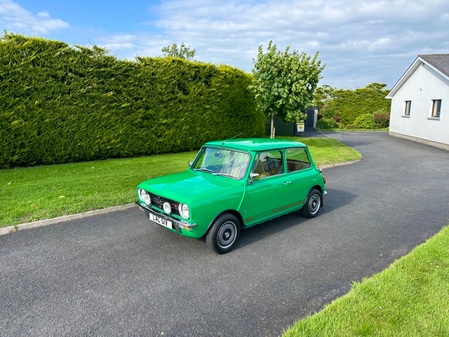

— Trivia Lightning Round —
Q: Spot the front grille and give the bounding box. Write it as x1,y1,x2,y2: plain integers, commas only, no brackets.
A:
149,192,180,216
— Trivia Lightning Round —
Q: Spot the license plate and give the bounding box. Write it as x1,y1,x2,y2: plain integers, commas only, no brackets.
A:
150,213,173,229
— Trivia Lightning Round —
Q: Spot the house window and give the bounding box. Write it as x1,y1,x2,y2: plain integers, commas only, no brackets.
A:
431,99,441,118
404,100,411,116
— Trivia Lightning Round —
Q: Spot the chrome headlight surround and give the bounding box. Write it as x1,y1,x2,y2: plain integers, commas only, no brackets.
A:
163,202,172,214
178,203,190,219
138,188,151,205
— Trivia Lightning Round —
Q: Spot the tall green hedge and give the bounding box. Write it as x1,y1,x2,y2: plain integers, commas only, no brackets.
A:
320,83,391,127
0,33,265,168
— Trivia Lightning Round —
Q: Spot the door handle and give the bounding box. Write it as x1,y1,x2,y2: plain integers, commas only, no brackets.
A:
284,181,292,185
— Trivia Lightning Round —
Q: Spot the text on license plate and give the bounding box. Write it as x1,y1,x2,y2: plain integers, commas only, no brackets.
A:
150,213,173,229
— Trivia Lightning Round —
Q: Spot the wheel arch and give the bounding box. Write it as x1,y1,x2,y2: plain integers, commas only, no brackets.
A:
311,184,324,206
205,209,244,236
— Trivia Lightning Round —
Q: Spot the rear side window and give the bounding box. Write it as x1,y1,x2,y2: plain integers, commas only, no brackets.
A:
286,148,310,172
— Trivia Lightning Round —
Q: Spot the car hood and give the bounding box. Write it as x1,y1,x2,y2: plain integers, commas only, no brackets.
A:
138,169,242,203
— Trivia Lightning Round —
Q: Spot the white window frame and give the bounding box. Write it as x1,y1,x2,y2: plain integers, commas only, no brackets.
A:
404,100,411,116
430,99,442,118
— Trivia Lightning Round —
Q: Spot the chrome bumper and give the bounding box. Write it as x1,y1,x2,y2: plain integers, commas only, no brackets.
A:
135,202,197,230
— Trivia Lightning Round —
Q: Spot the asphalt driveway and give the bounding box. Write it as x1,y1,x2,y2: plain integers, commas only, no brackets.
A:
1,132,449,337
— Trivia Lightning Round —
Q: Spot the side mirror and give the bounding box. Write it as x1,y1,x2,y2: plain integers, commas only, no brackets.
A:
188,161,193,168
248,172,259,184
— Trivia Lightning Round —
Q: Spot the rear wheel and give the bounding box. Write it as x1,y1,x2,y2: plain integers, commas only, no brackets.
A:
300,188,322,218
206,213,240,254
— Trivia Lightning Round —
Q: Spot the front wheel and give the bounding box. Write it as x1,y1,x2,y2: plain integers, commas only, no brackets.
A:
300,188,322,218
206,213,240,254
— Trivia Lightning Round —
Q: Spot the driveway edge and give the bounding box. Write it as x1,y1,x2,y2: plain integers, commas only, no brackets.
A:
319,158,361,169
0,204,136,236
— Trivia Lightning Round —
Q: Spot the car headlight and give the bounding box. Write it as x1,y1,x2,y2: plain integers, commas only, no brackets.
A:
178,203,190,219
138,188,151,205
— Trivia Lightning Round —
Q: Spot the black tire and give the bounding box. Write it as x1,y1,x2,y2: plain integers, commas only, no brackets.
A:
300,188,322,218
206,213,240,254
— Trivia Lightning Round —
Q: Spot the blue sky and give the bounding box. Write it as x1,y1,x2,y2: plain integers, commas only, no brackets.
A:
1,0,449,89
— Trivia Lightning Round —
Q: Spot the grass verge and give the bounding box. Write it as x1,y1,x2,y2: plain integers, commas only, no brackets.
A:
0,138,360,227
282,225,449,337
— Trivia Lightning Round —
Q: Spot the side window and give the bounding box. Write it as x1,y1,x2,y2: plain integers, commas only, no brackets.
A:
251,150,284,179
404,100,411,116
431,99,442,118
286,148,310,172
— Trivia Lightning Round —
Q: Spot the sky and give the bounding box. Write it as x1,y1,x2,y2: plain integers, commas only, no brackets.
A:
1,0,449,89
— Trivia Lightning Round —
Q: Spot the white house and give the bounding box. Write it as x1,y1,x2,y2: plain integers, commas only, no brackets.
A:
387,54,449,151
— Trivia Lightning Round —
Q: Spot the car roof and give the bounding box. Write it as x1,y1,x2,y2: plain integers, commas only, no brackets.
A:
204,138,307,152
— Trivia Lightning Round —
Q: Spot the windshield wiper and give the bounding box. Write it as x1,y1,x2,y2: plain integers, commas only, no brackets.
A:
194,167,214,173
212,172,234,178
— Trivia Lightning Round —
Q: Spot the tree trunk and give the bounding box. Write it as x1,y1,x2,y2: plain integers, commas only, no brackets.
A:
270,112,275,139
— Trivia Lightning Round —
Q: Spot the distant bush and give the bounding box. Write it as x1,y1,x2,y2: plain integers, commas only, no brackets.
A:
0,33,265,168
322,110,336,119
317,118,338,129
373,110,390,128
352,113,377,129
319,83,391,127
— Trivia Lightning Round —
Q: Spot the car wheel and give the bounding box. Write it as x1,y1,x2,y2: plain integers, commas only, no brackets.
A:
301,188,322,218
206,213,240,254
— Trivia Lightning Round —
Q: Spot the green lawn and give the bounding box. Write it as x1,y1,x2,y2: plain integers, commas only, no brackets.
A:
282,225,449,337
0,137,360,227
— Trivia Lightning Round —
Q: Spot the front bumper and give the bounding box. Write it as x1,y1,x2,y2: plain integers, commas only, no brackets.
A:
135,201,197,232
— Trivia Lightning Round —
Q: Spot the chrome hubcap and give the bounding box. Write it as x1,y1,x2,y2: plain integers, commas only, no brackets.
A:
217,221,237,248
309,194,320,214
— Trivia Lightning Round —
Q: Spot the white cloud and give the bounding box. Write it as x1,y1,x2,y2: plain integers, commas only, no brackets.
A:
142,0,448,87
1,0,448,88
0,0,68,34
98,33,171,60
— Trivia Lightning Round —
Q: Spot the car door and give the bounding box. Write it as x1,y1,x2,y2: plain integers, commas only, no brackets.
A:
240,150,292,226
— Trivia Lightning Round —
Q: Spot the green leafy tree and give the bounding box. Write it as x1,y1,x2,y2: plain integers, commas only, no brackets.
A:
250,41,324,137
313,84,335,114
161,42,195,60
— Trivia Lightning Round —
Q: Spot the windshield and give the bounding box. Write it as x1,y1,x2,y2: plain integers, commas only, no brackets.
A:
192,147,250,180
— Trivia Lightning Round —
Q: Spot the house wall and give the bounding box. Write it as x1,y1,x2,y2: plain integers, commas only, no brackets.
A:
389,63,449,150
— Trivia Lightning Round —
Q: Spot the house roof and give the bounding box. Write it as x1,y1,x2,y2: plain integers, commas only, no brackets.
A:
386,54,449,98
419,54,449,78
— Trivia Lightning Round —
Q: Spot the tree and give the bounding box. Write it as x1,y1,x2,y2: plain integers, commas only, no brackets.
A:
313,84,335,113
250,41,324,138
161,42,195,60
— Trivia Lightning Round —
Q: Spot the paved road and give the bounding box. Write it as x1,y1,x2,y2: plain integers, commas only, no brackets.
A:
1,132,449,337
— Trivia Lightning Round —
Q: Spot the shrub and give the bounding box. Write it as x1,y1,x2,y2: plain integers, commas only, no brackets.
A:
352,113,376,129
317,118,338,129
374,110,390,128
323,110,336,119
322,83,391,126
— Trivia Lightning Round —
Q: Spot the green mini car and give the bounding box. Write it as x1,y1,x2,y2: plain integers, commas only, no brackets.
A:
136,138,326,254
